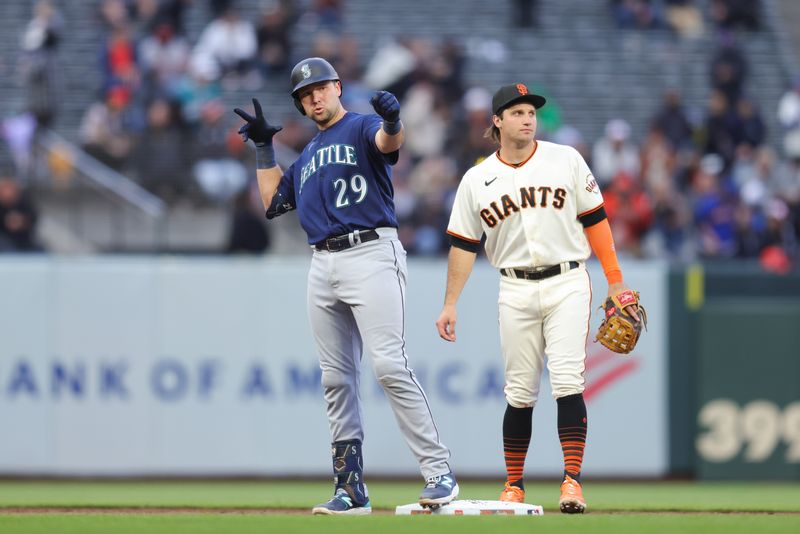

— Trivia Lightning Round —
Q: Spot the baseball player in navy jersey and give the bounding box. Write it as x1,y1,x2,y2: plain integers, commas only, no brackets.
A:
435,83,641,514
234,57,457,515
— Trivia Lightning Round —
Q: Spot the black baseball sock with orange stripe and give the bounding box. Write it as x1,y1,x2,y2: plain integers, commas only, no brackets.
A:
557,393,587,482
503,404,533,490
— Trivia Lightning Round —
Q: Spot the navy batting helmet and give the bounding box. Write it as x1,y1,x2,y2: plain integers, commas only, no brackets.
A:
290,57,340,115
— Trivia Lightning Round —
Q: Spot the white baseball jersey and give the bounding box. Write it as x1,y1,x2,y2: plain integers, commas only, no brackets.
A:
447,141,604,269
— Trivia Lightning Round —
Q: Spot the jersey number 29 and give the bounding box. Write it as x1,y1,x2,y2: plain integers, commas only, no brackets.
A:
333,174,368,208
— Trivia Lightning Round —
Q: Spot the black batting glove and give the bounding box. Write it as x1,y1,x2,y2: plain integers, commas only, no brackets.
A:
233,98,283,146
370,91,401,123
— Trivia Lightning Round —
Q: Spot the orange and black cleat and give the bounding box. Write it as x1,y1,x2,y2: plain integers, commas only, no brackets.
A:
499,482,525,503
559,475,586,514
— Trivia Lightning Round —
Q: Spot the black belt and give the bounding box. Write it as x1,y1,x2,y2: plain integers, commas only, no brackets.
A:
314,229,380,252
501,261,579,281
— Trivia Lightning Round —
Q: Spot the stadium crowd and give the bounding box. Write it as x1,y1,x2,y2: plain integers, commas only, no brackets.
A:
1,0,798,271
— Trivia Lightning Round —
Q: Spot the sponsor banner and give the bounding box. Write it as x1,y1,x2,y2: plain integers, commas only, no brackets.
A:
0,257,667,476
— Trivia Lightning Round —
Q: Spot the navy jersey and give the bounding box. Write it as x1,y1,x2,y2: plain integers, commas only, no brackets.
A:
276,112,400,245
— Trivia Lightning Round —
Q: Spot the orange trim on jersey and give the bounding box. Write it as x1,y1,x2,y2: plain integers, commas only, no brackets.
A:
446,230,481,244
496,140,538,168
584,218,623,285
578,203,605,219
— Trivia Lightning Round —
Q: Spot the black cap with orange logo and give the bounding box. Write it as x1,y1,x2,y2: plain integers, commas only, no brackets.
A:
491,83,546,115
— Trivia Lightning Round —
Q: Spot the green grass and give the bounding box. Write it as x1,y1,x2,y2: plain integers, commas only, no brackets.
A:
0,480,798,534
1,480,798,512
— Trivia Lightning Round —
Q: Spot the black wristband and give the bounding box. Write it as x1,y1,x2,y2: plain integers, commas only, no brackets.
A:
382,119,402,136
255,143,276,169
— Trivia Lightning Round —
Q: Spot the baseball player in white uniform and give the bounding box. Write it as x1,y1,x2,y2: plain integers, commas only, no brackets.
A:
435,83,641,514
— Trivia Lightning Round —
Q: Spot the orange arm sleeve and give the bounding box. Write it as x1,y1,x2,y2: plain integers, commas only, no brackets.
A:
584,218,623,285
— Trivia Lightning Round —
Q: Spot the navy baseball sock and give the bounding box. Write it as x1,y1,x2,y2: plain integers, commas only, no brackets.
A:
503,404,533,490
557,393,587,483
332,439,369,505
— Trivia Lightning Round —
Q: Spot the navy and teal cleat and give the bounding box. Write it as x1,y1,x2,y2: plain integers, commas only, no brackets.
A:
312,488,372,515
418,471,459,509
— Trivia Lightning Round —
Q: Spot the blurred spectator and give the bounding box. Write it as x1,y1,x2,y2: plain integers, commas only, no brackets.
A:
403,78,449,160
640,126,676,193
226,185,270,253
154,0,194,36
652,89,694,151
309,30,341,64
191,4,258,89
710,0,761,31
98,0,130,31
337,33,363,81
732,203,764,258
777,75,800,160
20,0,63,128
79,86,138,171
449,87,496,173
0,176,40,252
302,0,343,33
408,195,451,256
337,35,373,115
734,97,766,149
2,114,37,180
387,38,437,100
602,173,654,255
733,145,775,208
664,0,704,39
409,155,458,201
128,0,161,36
552,125,591,163
210,0,232,17
610,0,664,30
759,245,792,274
274,115,315,153
530,86,562,136
709,32,748,104
691,154,737,258
101,25,140,95
192,99,248,203
138,21,191,101
772,156,800,226
175,62,222,123
779,160,800,235
761,198,797,260
511,0,539,28
429,38,466,97
363,38,417,94
134,98,189,200
701,89,738,166
645,179,692,258
592,119,640,186
256,2,293,76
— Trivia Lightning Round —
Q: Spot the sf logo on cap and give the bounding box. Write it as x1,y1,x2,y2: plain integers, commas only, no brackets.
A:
301,64,311,79
516,83,528,95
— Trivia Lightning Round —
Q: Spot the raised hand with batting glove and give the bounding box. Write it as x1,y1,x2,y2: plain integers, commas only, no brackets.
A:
370,90,404,139
233,97,291,218
370,91,401,124
233,98,282,147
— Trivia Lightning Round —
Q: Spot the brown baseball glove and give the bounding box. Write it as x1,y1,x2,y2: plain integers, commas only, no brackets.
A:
595,289,647,354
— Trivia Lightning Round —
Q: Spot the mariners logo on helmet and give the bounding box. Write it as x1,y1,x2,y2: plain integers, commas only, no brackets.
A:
290,57,341,115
